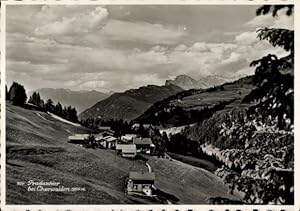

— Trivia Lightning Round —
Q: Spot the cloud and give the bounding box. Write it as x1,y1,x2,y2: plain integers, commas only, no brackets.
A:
272,13,294,30
35,7,108,36
235,31,258,45
5,5,294,93
222,52,241,64
100,19,187,45
78,80,109,91
174,44,187,51
189,42,210,52
10,5,187,48
6,29,290,92
246,8,293,30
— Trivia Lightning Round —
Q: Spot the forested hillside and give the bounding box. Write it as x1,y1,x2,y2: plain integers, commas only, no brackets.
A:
79,84,182,120
137,76,253,127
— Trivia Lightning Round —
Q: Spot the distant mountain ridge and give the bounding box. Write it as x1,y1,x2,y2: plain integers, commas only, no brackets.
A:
79,84,183,121
30,88,109,113
79,74,248,121
165,75,246,90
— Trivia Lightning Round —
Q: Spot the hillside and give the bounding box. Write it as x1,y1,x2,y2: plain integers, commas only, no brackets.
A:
6,103,238,204
136,76,254,127
165,75,245,90
31,88,109,113
162,55,294,204
79,84,183,121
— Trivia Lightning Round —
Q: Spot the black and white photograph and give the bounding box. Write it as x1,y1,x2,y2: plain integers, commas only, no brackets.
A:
1,1,296,206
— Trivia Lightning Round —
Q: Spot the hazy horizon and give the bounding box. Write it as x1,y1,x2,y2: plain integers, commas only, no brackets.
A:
7,73,250,94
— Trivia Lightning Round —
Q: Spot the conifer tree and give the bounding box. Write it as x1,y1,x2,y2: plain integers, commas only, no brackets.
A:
8,82,27,106
55,102,63,116
45,99,55,113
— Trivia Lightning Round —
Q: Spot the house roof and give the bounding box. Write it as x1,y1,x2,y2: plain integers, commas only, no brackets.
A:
98,126,111,130
143,124,152,129
129,172,155,181
116,144,136,152
132,123,140,128
69,134,105,141
68,136,86,140
69,134,90,140
103,136,117,142
121,134,137,140
94,134,103,140
99,131,114,138
133,138,152,145
132,124,152,129
74,134,88,136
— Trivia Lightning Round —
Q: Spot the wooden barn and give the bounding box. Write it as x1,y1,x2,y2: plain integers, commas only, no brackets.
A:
133,137,154,154
68,134,89,144
127,172,155,196
99,136,117,149
116,144,137,158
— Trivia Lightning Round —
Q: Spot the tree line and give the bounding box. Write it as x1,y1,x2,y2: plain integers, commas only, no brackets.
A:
6,81,78,123
138,98,235,127
81,117,152,138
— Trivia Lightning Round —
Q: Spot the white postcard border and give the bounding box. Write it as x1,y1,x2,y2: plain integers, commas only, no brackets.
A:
1,0,299,210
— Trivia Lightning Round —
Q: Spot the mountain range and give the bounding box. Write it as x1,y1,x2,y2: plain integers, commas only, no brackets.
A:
79,84,183,120
34,74,246,121
165,75,245,90
30,88,109,113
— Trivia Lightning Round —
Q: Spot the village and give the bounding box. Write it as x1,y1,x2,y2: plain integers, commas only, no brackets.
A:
68,123,161,198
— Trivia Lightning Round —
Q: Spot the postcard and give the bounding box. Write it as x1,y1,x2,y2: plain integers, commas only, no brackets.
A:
0,0,298,210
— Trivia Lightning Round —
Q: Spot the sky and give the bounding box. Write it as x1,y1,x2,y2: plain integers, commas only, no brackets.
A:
6,5,294,93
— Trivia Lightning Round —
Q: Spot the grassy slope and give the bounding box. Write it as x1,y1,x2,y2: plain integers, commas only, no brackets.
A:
6,104,148,204
173,76,253,110
137,76,253,126
147,157,239,204
166,152,219,173
6,103,239,204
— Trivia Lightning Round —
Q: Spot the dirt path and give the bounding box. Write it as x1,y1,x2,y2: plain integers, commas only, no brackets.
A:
145,162,152,172
36,112,47,120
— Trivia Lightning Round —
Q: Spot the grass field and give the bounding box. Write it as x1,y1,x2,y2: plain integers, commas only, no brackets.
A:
167,152,219,173
6,103,240,204
146,156,240,204
173,77,253,110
